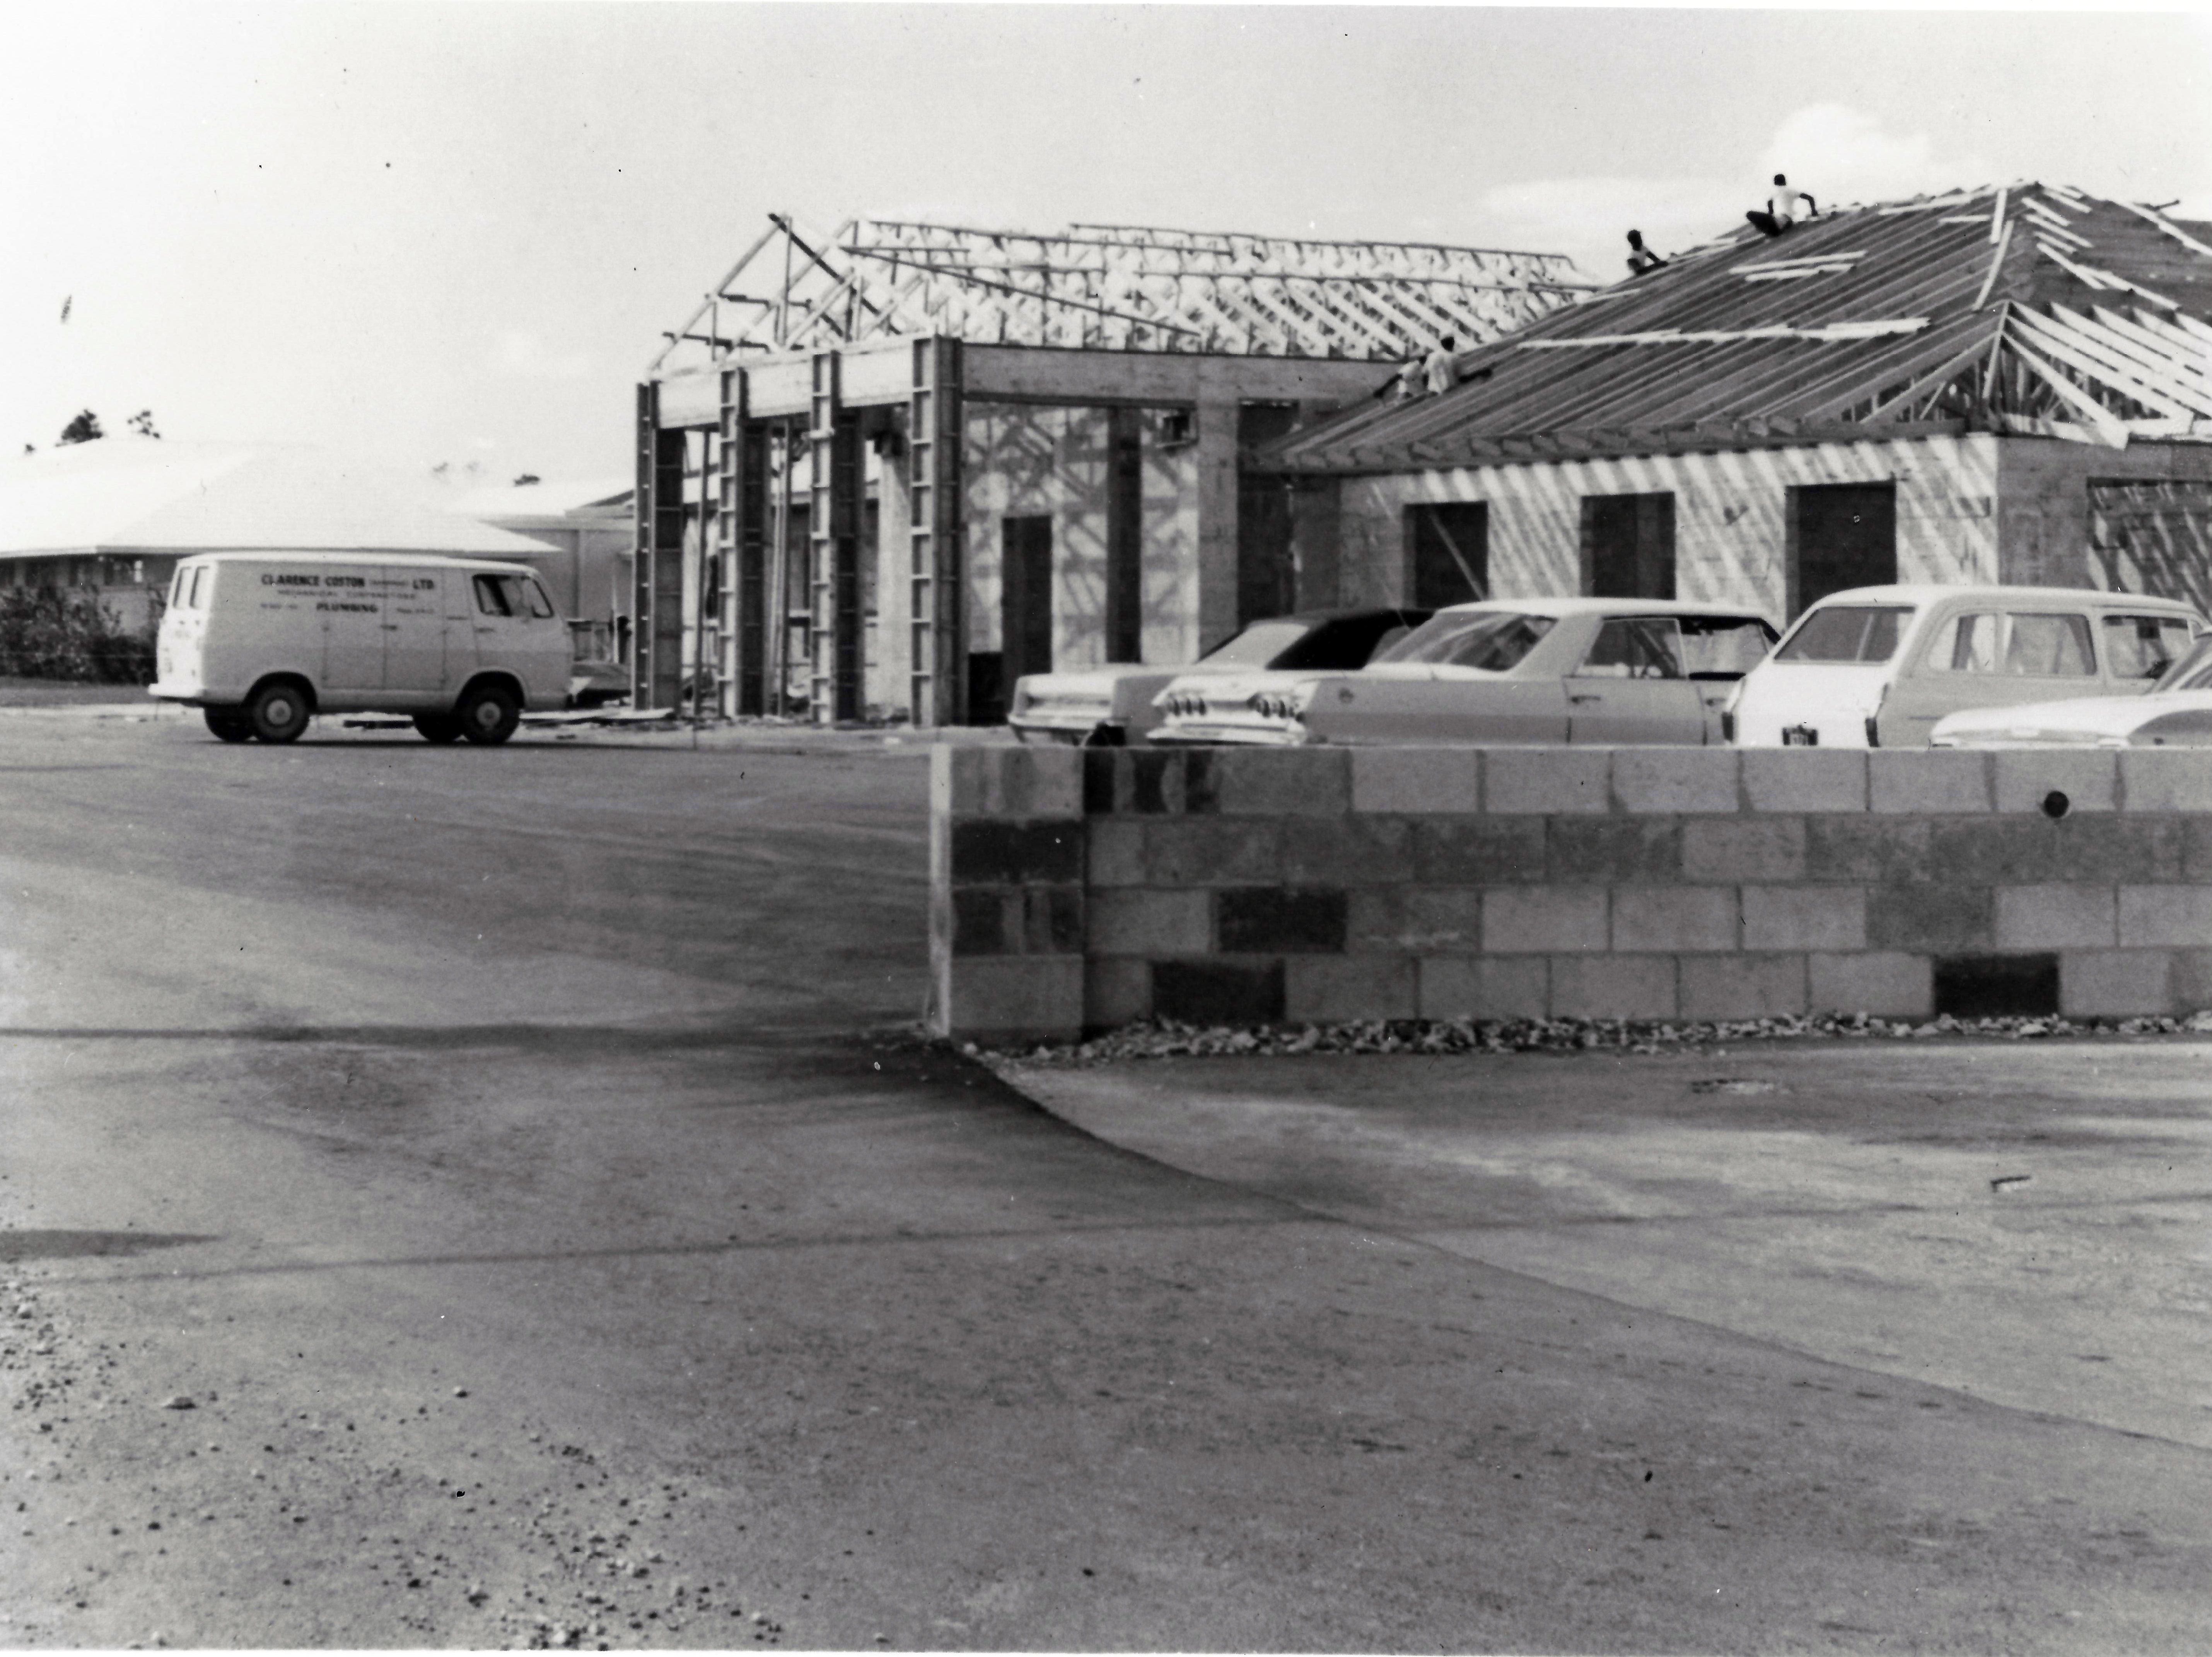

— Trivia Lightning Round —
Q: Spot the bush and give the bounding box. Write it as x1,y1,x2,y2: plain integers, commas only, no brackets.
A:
0,585,162,684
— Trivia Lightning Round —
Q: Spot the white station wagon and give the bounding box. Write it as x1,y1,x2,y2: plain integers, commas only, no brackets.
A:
1150,598,1778,747
1729,584,2204,748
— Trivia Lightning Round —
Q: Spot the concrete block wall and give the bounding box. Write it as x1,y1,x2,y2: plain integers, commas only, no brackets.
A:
930,743,2212,1042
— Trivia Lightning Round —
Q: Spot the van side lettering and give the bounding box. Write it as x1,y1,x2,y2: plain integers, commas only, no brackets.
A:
264,573,322,586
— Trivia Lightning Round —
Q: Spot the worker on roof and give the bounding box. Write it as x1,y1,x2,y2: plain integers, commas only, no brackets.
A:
1625,230,1667,275
1388,357,1423,401
1423,335,1460,396
1748,173,1819,237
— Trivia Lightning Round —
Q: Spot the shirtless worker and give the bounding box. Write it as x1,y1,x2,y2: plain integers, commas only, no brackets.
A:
1748,173,1818,236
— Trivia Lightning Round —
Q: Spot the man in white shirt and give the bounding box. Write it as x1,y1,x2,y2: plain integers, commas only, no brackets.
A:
1749,174,1818,237
1423,335,1460,396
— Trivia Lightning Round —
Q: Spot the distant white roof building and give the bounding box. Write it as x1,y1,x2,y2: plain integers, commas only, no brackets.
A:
0,439,552,560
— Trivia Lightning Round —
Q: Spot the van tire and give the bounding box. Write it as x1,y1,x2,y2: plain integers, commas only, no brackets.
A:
455,682,521,746
204,708,254,743
413,712,463,745
247,680,312,744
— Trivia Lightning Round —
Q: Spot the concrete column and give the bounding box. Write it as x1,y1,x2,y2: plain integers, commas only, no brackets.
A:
1195,400,1240,652
872,419,914,718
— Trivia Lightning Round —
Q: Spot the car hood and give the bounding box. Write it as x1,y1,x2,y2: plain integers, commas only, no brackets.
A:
1932,694,2195,740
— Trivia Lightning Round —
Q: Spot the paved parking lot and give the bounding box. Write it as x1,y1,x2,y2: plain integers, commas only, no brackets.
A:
2,710,2209,1650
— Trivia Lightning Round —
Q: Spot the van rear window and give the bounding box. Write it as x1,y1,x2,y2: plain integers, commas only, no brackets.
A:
1775,605,1912,664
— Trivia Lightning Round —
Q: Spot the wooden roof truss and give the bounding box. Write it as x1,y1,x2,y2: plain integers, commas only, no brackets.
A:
649,215,1591,373
1271,184,2212,472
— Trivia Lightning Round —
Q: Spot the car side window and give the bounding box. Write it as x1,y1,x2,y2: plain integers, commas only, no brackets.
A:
1678,617,1775,680
473,574,518,618
2104,614,2193,681
2005,612,2095,676
1924,611,2000,673
526,580,556,620
186,567,207,610
1575,618,1683,680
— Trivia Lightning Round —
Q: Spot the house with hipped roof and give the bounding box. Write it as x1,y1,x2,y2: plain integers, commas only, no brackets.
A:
1259,184,2212,625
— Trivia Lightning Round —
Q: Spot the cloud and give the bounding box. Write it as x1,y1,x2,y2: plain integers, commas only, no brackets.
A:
1759,104,1989,209
496,330,594,382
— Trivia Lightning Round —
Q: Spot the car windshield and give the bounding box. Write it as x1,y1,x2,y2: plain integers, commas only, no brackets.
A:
1372,611,1554,670
2154,634,2212,692
1775,605,1913,663
1199,620,1312,668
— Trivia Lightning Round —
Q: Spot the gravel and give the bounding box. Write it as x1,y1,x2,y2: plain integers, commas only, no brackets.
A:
966,1008,2212,1067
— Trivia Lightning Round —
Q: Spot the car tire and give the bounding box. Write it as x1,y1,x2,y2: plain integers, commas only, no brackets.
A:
203,708,254,743
246,681,312,744
412,712,464,745
454,683,521,746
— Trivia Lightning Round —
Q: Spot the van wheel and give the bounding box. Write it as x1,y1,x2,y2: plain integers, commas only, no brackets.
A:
412,712,463,745
247,682,312,743
203,708,254,743
455,683,521,746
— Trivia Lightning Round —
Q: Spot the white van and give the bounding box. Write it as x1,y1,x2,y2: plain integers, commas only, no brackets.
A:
1728,584,2205,748
150,552,574,745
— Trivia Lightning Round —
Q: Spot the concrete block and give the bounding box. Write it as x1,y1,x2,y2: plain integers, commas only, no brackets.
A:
1286,956,1419,1024
2060,950,2174,1018
2120,749,2212,814
1612,887,1739,953
939,955,1085,1041
1805,817,1934,883
2048,817,2181,884
944,744,1082,819
1218,888,1348,953
951,888,1012,956
1418,956,1549,1021
1742,886,1866,952
1483,887,1610,954
1994,885,2116,950
1412,818,1546,883
1741,748,1867,814
1352,748,1482,814
1192,747,1351,816
1547,818,1681,883
1280,817,1413,887
951,820,1085,885
1866,883,1993,951
1548,955,1677,1020
1869,750,1991,814
1681,818,1806,884
2116,886,2212,948
1022,887,1084,955
1089,889,1211,957
1485,748,1611,815
1611,748,1739,814
1992,748,2118,815
1927,818,2058,885
1152,958,1284,1025
1398,888,1488,953
2166,950,2212,1014
1118,750,1191,815
1085,958,1152,1030
1679,954,1808,1021
1086,818,1147,887
1143,819,1282,886
2185,820,2212,884
1808,952,1934,1018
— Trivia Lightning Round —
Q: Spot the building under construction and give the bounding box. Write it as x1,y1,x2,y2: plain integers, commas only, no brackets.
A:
1264,184,2212,621
635,216,1586,722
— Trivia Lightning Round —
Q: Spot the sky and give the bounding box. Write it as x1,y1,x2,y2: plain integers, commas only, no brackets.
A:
5,3,2211,487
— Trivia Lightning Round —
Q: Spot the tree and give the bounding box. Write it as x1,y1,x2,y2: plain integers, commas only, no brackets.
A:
58,410,102,446
127,410,159,439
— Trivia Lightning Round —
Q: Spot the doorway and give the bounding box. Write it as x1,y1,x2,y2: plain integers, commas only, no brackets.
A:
1582,492,1676,599
1406,502,1488,610
1789,482,1896,617
1000,512,1055,692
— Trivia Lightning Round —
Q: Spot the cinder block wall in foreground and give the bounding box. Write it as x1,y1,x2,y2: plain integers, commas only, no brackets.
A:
928,743,2212,1042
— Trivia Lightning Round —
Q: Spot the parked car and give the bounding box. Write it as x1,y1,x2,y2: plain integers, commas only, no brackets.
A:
1728,584,2204,748
1149,598,1777,747
568,656,631,710
1931,630,2212,748
1007,606,1430,746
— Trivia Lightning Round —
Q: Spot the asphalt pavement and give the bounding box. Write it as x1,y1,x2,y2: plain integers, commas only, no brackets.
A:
1,708,2208,1651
